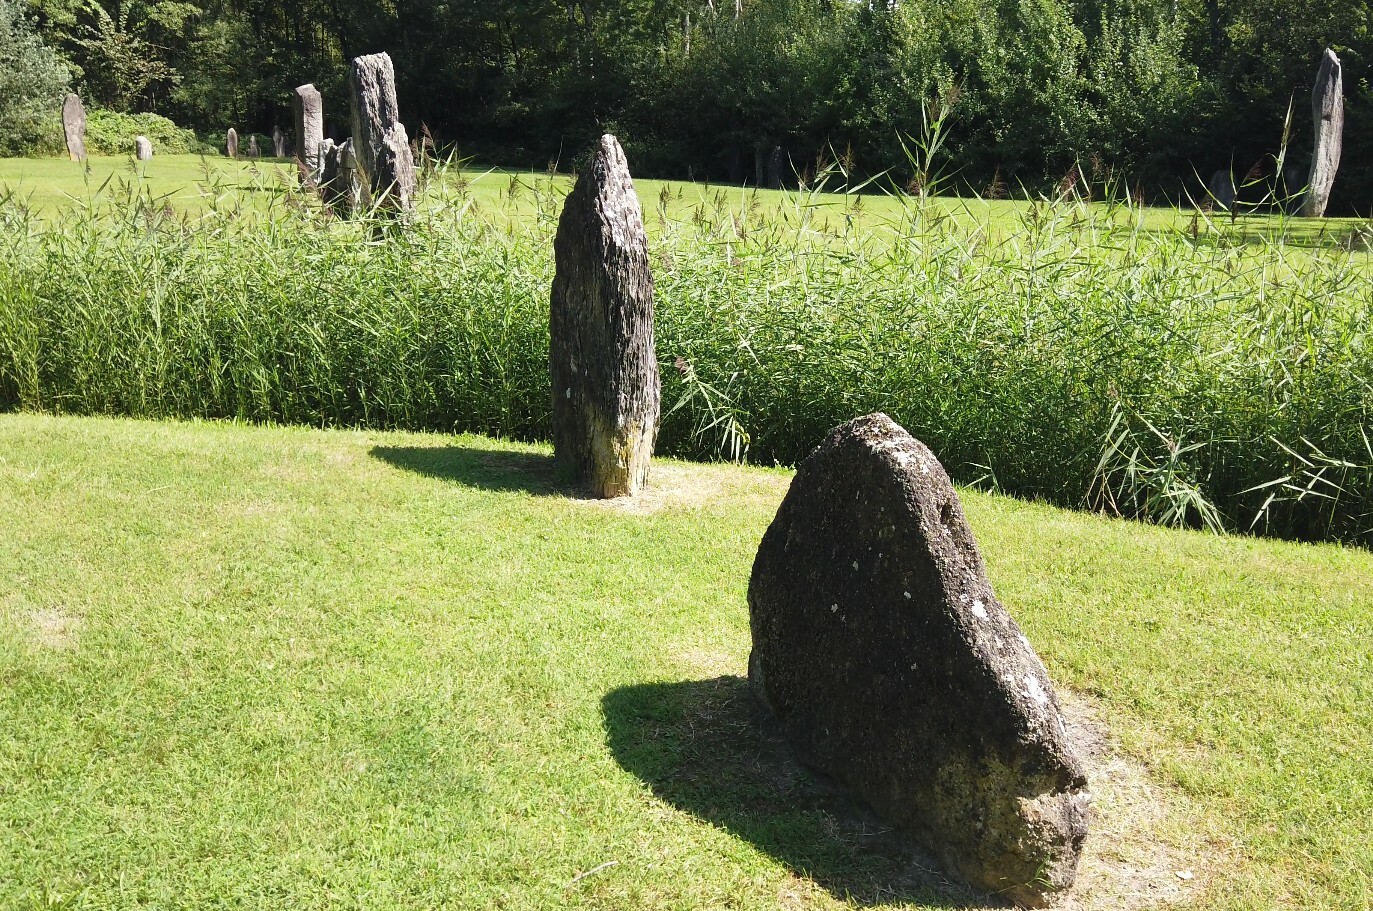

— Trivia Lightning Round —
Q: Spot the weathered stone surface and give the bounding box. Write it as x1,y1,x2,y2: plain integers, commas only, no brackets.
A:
748,413,1089,908
134,136,153,161
272,125,286,158
226,127,239,159
1208,169,1235,210
319,138,360,215
293,83,325,181
1303,48,1343,218
550,134,660,498
348,52,417,215
61,94,86,161
247,134,260,158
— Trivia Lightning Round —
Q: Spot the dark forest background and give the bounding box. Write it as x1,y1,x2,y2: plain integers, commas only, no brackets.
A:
20,0,1373,212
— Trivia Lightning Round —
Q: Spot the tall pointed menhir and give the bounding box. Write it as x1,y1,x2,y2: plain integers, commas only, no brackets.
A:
1303,48,1343,218
550,135,660,498
348,52,417,216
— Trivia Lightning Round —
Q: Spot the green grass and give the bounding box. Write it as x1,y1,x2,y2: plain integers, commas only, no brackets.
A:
1,414,1370,910
4,153,1367,246
2,160,1370,544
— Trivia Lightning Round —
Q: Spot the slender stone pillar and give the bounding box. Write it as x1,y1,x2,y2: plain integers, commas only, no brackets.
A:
226,127,239,160
348,52,417,216
1303,48,1343,218
293,83,324,182
549,134,660,498
61,94,86,161
247,135,260,158
272,125,286,158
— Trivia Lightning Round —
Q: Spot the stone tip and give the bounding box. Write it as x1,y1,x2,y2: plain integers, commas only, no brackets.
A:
596,134,625,160
1319,48,1341,76
353,50,394,67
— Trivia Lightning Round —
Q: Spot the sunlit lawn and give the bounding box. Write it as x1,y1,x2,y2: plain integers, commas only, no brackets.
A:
2,154,1367,251
1,414,1370,909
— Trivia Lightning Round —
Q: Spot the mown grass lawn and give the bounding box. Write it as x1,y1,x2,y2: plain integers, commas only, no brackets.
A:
2,154,1365,251
1,414,1369,910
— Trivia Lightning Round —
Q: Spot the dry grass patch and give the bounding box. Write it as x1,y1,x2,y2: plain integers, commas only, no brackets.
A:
578,461,790,515
1055,691,1227,911
26,606,81,651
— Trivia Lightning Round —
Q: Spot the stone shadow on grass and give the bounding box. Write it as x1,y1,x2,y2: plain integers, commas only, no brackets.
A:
369,444,563,496
602,675,1002,909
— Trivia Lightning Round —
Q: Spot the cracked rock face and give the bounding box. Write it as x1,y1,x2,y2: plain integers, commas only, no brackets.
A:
748,413,1089,907
348,52,417,216
549,134,659,498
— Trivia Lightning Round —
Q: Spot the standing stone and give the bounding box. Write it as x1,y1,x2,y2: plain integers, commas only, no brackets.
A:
134,136,153,161
765,145,784,189
348,52,417,215
319,138,361,216
748,413,1089,908
272,125,286,158
294,83,324,180
61,94,86,161
1303,48,1343,218
318,138,340,207
550,134,660,498
1208,169,1235,210
226,127,239,160
247,134,260,158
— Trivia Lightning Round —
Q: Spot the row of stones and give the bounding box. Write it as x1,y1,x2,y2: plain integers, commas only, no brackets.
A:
554,134,1087,908
289,52,417,218
60,51,416,210
61,45,1347,220
224,128,287,160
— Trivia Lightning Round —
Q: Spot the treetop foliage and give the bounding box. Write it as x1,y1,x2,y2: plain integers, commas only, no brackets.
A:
17,0,1373,211
0,0,69,155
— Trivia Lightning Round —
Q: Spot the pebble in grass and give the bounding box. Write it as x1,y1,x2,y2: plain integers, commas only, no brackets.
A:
748,413,1090,908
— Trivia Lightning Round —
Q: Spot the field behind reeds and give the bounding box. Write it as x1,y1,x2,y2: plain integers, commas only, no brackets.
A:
0,160,1370,543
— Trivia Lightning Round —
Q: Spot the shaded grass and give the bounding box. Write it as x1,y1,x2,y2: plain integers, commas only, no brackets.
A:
0,414,1370,910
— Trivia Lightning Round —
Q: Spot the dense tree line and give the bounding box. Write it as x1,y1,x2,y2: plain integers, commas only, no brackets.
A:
12,0,1373,211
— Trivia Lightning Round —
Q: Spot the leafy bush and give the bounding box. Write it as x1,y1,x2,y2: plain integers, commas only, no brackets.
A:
0,0,69,156
82,108,208,156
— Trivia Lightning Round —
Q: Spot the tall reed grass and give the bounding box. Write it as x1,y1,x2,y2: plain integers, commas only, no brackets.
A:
1,165,1369,544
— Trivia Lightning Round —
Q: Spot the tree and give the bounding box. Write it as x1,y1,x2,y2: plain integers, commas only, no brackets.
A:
70,1,180,111
0,0,69,154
